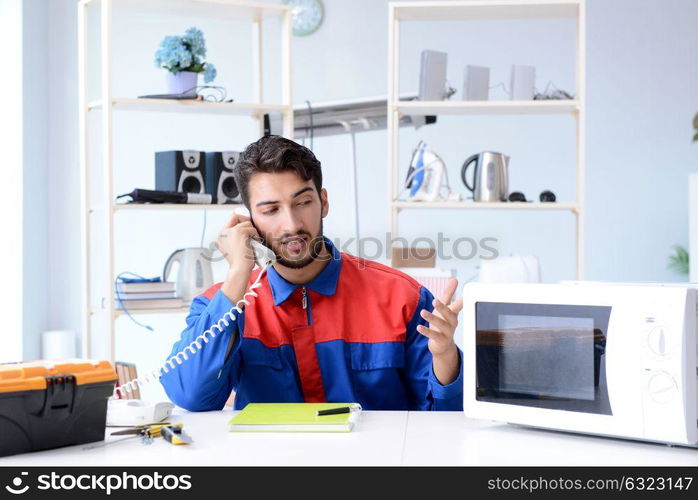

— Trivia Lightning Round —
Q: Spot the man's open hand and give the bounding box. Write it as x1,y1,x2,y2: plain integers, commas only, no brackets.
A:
417,278,463,384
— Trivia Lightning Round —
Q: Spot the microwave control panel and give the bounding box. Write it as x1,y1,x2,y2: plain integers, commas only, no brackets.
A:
640,286,697,444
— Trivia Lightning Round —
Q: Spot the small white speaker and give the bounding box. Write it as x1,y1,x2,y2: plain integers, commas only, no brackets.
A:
419,50,448,101
463,65,490,101
510,64,536,100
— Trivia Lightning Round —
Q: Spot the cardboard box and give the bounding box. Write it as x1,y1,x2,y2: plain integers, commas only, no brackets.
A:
391,247,436,268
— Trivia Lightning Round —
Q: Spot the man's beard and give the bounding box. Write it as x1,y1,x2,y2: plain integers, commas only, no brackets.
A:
259,218,325,269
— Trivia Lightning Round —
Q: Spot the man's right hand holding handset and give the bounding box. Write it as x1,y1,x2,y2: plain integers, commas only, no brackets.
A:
217,212,262,303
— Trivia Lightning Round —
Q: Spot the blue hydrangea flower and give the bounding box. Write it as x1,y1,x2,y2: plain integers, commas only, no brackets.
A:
154,35,192,71
184,27,207,58
203,63,217,83
154,27,215,80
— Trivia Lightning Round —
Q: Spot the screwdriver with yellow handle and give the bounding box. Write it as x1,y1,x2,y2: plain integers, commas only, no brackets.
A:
110,423,171,439
85,423,192,449
161,424,193,445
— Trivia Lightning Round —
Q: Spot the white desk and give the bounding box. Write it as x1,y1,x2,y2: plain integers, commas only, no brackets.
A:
402,412,698,466
1,411,696,466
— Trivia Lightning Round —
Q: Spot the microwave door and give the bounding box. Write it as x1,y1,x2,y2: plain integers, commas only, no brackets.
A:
475,302,612,415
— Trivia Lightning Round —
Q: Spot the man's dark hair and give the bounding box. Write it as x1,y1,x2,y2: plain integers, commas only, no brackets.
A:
233,135,322,208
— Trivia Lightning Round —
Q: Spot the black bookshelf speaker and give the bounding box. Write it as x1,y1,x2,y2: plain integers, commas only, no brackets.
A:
155,150,206,194
205,151,241,204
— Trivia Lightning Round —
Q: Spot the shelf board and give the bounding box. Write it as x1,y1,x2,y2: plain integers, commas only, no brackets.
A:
88,98,290,116
393,201,579,211
395,100,579,116
392,0,580,21
114,203,243,212
114,307,191,317
91,307,191,317
91,0,289,21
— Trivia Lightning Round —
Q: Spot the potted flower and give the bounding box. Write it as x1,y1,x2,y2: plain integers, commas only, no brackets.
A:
154,27,217,96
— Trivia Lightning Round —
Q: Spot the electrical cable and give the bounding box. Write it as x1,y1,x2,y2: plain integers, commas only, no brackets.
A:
489,81,511,98
200,210,207,249
305,100,314,150
348,130,361,256
178,85,229,102
443,80,457,100
534,80,574,100
114,272,156,332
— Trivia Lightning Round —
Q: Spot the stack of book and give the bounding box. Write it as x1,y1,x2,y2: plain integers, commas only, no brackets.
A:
114,361,140,399
115,280,183,310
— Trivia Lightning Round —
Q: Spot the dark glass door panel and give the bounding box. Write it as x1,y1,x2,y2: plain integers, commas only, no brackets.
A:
475,302,612,415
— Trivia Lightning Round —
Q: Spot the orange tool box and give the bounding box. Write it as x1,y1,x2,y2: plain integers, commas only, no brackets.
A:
0,359,117,457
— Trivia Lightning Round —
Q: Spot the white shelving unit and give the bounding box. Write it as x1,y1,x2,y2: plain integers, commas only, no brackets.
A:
87,98,290,116
387,0,585,278
112,307,192,318
397,99,580,116
112,203,243,212
78,0,293,361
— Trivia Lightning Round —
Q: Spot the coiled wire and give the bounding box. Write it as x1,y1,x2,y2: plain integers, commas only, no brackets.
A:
113,263,270,399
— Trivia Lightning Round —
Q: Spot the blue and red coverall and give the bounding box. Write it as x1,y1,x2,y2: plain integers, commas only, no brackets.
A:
160,238,463,411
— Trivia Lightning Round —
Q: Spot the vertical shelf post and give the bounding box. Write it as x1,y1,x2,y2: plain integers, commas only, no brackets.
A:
281,8,293,138
387,5,400,264
252,15,264,136
101,0,116,362
575,0,586,280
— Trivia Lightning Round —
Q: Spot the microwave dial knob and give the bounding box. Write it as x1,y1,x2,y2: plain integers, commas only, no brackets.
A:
647,371,677,404
647,325,669,356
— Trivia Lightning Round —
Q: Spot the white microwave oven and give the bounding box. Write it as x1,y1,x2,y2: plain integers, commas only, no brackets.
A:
462,282,698,447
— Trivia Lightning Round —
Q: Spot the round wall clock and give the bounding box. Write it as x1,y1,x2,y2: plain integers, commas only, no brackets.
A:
283,0,324,37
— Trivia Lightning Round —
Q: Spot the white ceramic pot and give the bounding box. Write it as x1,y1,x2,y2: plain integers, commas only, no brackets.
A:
166,70,199,96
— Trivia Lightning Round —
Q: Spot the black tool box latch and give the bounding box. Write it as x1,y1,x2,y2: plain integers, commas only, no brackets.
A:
40,375,77,418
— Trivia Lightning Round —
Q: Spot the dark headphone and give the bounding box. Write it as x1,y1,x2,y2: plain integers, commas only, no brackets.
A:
539,190,556,202
508,191,527,202
508,190,557,202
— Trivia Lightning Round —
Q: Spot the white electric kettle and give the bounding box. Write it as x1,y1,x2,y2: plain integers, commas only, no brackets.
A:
163,248,214,303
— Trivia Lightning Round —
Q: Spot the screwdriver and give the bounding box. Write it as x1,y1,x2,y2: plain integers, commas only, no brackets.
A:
161,424,193,445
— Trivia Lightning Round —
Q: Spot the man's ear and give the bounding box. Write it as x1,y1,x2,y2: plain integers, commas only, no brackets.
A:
320,188,329,218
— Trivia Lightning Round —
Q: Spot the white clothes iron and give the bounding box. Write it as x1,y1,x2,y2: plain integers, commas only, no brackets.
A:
401,141,459,202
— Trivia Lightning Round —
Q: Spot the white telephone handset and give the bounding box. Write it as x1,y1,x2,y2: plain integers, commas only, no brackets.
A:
114,213,276,399
250,238,276,268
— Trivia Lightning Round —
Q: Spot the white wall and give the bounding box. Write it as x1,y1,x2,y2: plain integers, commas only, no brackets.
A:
585,0,698,281
46,0,80,358
0,0,24,363
23,0,50,361
31,0,698,375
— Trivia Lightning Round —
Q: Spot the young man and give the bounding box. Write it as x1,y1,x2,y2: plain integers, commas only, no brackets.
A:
160,136,463,411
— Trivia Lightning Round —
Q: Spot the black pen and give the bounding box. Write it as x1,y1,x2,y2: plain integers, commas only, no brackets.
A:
316,406,351,416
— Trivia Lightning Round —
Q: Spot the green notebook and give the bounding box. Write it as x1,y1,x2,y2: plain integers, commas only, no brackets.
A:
228,403,361,433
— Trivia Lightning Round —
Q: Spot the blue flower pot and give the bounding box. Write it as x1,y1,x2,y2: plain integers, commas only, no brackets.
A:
166,71,199,96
